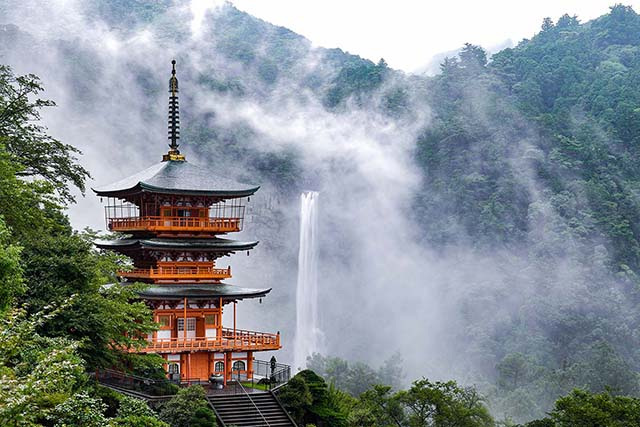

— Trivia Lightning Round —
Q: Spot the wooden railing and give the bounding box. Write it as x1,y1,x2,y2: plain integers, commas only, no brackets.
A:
132,328,280,353
108,216,242,233
119,266,231,281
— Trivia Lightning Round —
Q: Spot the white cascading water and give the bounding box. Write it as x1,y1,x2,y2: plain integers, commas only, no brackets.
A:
293,191,321,371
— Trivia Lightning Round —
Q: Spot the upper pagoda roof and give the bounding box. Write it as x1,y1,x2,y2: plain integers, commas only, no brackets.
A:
92,160,260,198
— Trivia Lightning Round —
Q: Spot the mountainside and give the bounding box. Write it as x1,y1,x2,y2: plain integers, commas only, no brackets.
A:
2,2,640,422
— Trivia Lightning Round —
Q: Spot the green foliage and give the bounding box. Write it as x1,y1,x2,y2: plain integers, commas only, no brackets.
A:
280,371,493,427
278,375,313,424
325,58,390,108
411,7,640,422
48,391,108,427
279,370,348,427
549,389,640,426
109,396,169,427
0,63,165,426
0,215,23,312
19,229,157,370
116,396,156,418
396,378,494,427
521,389,640,426
109,415,170,427
0,305,86,425
5,3,640,425
306,352,404,395
158,386,216,427
348,385,405,427
0,65,89,203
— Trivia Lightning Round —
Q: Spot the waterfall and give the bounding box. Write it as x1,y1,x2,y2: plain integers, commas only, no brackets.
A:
293,191,321,371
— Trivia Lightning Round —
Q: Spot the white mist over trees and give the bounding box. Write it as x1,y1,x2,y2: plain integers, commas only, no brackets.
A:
3,1,640,423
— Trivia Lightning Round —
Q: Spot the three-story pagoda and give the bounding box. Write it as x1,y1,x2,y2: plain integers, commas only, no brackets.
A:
94,61,280,384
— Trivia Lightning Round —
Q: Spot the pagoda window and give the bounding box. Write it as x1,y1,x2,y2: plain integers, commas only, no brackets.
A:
156,315,172,342
232,360,246,372
204,314,217,326
177,318,196,340
205,313,218,339
214,361,224,372
157,315,171,328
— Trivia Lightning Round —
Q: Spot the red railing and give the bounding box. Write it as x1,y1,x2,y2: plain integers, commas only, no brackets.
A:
108,216,242,233
131,328,280,353
119,266,232,281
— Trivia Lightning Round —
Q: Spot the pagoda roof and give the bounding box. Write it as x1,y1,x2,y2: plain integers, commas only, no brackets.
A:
92,160,259,198
96,237,258,252
132,283,271,301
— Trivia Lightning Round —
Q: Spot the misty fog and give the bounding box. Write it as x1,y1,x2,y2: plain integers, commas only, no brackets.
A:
2,3,634,418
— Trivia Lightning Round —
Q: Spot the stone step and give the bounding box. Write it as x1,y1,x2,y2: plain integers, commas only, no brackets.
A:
208,392,296,427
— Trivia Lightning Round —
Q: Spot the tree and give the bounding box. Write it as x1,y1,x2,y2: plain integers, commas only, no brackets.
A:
278,375,313,425
109,416,169,427
522,389,640,426
109,396,169,426
550,389,640,426
396,379,494,427
0,65,89,203
158,385,216,427
279,370,348,427
48,391,108,427
354,385,405,427
0,305,87,426
16,226,157,370
0,216,23,312
459,43,488,70
497,353,532,391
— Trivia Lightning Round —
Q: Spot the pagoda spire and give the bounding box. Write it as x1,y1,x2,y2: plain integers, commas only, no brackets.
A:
163,59,185,162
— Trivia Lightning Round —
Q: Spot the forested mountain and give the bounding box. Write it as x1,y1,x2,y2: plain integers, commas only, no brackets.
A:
2,1,640,423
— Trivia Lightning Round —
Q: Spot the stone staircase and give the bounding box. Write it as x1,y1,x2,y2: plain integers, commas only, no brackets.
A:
208,391,296,426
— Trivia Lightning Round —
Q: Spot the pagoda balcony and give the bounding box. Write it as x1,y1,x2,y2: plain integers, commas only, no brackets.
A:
129,328,281,353
118,265,232,282
107,216,242,234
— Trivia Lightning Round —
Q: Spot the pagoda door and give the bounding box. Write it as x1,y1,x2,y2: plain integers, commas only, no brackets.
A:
161,207,172,227
177,318,196,340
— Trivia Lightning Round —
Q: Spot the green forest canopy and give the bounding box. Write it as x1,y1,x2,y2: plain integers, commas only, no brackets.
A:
2,3,640,425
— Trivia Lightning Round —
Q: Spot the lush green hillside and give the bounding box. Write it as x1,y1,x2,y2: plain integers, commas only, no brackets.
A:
3,2,640,424
413,5,640,420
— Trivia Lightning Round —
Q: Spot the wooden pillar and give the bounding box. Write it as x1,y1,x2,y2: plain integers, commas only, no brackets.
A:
224,352,232,385
183,297,187,342
233,302,237,343
218,298,223,339
247,351,253,380
187,353,191,382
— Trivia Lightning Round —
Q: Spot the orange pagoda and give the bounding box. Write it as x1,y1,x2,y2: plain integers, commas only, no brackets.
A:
94,60,280,384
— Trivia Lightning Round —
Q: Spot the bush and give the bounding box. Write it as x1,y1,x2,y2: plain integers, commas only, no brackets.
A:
158,386,216,427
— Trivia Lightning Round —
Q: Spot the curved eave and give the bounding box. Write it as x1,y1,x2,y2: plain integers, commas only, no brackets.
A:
91,160,260,199
95,238,259,252
132,283,272,301
92,184,260,199
139,182,260,197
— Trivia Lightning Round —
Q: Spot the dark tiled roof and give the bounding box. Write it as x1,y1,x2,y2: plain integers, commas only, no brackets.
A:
133,283,271,300
96,237,258,252
92,160,259,197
